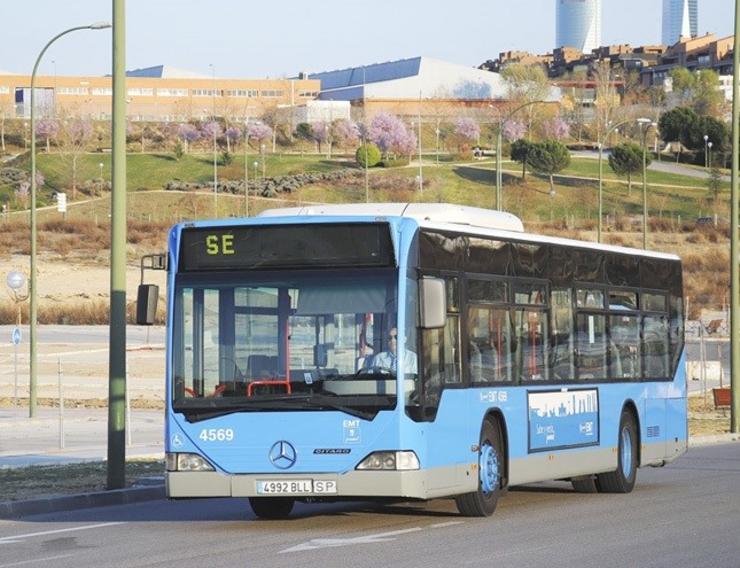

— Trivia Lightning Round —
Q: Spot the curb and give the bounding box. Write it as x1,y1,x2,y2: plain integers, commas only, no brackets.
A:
0,484,165,519
689,433,740,447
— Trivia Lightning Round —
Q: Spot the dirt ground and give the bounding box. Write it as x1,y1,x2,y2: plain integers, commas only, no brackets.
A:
1,254,167,308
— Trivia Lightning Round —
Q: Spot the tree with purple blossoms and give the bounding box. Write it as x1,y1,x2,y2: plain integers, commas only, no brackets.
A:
178,123,200,154
455,117,480,142
246,120,273,147
225,126,241,153
36,119,59,153
332,119,360,150
201,121,223,150
367,113,417,159
311,121,330,154
543,117,570,141
502,120,526,142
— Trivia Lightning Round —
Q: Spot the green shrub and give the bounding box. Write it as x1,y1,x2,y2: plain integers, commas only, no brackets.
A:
221,151,233,166
380,157,410,168
355,143,381,168
174,140,184,161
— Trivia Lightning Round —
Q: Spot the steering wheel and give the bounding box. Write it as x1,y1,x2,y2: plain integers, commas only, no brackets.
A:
356,366,393,376
184,384,226,398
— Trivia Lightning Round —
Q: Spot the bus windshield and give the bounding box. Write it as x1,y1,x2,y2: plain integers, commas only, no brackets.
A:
172,269,404,419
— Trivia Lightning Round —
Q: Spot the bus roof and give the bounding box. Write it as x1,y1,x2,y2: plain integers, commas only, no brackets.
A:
258,203,525,232
257,203,679,262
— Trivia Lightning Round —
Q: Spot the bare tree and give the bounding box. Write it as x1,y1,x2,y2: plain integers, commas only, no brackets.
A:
56,111,93,199
592,61,620,143
500,63,552,136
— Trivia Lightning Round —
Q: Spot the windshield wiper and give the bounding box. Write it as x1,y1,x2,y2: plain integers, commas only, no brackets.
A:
179,394,391,423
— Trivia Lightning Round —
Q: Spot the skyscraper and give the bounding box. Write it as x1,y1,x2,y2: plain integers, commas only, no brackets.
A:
662,0,699,45
556,0,602,54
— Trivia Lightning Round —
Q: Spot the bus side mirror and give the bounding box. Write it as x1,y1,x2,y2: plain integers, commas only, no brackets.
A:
313,344,328,367
136,284,159,326
420,277,446,329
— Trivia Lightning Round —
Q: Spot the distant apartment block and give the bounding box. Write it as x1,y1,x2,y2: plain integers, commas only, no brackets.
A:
641,33,734,101
662,0,698,46
0,65,321,121
556,0,602,53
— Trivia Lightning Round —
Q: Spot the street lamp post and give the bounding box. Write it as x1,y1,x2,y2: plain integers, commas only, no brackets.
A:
99,161,104,180
704,134,709,168
260,143,266,180
6,271,28,406
435,125,440,167
417,97,423,194
638,118,657,250
708,141,713,168
244,122,250,217
492,100,545,211
253,160,258,183
28,21,110,419
597,118,653,243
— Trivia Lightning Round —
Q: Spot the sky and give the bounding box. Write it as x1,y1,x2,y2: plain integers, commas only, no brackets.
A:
1,0,735,78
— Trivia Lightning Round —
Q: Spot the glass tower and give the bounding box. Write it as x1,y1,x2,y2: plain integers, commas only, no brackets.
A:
662,0,698,45
556,0,602,54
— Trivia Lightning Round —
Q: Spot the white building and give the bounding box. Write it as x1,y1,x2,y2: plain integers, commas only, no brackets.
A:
292,100,351,125
662,0,699,45
308,57,514,102
556,0,602,53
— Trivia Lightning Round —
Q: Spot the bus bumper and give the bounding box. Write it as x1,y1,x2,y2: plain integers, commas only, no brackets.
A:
166,470,434,500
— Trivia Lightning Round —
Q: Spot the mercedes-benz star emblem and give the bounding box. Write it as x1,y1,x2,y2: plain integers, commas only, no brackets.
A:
269,441,297,469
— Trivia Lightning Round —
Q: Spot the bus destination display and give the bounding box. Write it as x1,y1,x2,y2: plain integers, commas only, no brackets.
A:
179,223,395,271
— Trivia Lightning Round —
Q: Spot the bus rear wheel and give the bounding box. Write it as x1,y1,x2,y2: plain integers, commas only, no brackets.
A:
597,409,638,493
249,497,295,519
455,419,504,517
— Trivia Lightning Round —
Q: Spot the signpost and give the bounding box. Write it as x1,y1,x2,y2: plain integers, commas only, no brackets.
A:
11,326,21,405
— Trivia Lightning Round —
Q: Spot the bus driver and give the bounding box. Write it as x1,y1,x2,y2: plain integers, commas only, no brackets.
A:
372,327,417,374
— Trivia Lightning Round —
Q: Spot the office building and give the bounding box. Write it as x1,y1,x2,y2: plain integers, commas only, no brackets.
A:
0,65,321,122
662,0,698,45
556,0,602,53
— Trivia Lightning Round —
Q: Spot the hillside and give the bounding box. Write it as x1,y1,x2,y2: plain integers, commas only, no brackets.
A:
0,151,730,323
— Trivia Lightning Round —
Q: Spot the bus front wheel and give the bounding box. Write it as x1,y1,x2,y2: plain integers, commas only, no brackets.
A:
249,497,295,520
597,409,638,493
455,419,505,517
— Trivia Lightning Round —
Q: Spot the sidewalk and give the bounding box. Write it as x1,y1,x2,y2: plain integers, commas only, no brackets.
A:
0,406,163,468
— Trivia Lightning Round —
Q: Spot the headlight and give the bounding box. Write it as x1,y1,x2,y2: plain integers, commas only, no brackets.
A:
166,452,215,472
356,451,420,471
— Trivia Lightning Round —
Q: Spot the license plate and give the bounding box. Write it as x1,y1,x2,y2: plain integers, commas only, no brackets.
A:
256,479,337,495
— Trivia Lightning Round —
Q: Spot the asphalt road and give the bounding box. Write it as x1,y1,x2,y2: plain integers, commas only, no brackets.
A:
0,325,165,346
0,443,738,568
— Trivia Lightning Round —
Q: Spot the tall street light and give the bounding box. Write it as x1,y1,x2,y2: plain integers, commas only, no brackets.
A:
704,134,709,168
209,63,218,216
597,118,647,243
244,120,250,217
492,100,545,211
417,91,423,195
638,118,657,250
708,141,713,168
29,21,110,419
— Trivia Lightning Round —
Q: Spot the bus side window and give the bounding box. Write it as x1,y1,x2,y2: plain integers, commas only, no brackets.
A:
550,288,574,381
576,313,607,380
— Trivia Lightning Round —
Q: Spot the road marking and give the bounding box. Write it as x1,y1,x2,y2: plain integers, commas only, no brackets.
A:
0,554,75,567
430,521,464,529
280,526,423,553
0,522,125,545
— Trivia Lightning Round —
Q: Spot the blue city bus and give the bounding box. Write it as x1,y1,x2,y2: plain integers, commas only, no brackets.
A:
139,203,686,519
